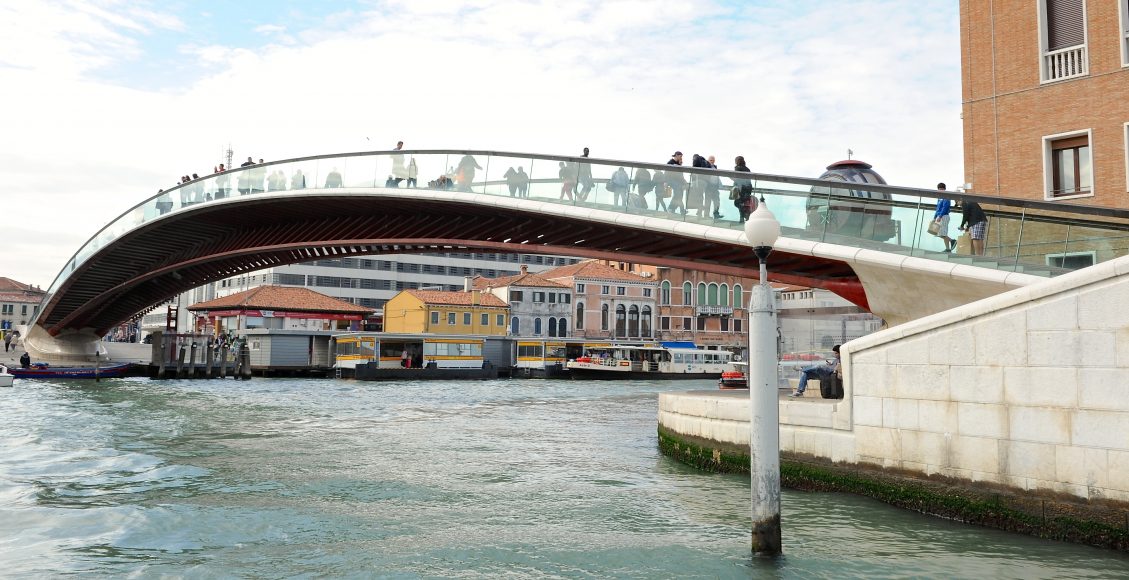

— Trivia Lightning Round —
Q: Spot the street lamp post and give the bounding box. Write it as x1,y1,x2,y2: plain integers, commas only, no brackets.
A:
744,202,782,556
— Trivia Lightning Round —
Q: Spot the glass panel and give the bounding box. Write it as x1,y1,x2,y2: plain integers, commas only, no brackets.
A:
451,153,485,193
486,155,535,198
344,155,379,189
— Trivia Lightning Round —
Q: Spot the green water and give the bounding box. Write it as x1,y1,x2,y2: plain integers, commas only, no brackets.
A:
0,377,1125,578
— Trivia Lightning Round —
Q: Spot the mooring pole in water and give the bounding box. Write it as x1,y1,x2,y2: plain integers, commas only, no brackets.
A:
94,351,101,383
157,334,168,380
188,341,198,379
204,338,214,379
176,343,186,379
239,341,252,380
219,344,230,379
745,205,782,556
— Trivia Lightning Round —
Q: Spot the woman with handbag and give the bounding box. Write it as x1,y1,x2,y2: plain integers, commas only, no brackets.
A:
931,183,955,252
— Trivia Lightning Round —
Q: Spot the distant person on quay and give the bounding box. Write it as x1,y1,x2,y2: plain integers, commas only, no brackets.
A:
790,345,841,397
932,183,955,252
3,331,12,352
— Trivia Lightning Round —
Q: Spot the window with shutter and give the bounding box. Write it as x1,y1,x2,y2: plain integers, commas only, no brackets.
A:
1040,0,1089,82
1047,0,1085,50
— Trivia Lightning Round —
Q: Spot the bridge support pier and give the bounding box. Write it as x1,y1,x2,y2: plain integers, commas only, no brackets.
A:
24,325,106,362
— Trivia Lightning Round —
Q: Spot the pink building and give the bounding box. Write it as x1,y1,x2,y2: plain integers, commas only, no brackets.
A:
540,260,657,339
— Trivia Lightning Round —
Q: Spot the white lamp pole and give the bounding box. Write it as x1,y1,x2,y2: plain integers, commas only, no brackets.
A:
744,201,782,556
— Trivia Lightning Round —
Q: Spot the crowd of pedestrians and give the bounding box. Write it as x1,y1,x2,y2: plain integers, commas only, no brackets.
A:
168,142,982,238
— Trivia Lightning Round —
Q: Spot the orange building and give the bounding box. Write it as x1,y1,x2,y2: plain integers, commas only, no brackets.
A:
383,289,509,336
961,0,1129,207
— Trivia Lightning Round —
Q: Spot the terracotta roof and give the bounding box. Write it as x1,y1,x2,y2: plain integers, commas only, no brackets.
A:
187,285,373,314
472,272,568,290
0,292,42,304
402,289,508,307
540,260,652,283
0,277,36,292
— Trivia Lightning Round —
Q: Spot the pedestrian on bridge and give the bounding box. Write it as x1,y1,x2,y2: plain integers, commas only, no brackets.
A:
958,201,988,255
933,183,955,252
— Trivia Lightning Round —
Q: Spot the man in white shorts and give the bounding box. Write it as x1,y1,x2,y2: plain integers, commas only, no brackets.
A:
932,183,955,252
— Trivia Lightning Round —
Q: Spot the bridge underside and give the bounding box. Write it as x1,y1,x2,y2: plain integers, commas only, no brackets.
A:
38,192,864,336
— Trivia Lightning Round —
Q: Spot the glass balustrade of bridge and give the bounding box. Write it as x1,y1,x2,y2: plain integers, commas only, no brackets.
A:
46,150,1129,302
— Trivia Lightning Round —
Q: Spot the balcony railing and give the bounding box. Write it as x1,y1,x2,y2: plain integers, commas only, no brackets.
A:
1044,45,1088,82
695,305,734,316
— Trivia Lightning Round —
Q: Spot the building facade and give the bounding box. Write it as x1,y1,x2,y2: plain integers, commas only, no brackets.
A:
0,277,46,332
383,289,509,336
142,251,578,338
541,260,658,340
473,265,572,337
187,285,373,335
961,0,1129,208
641,266,753,349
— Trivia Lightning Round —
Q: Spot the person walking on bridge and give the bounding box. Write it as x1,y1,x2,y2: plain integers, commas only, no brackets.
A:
958,200,988,255
932,183,955,252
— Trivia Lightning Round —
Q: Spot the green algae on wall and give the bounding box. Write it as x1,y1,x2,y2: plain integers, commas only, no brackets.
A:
657,426,1129,551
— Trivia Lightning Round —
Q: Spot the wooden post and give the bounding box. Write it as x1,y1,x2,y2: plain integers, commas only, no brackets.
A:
240,341,252,380
219,344,230,378
204,338,214,379
157,334,168,379
176,343,186,378
188,341,198,379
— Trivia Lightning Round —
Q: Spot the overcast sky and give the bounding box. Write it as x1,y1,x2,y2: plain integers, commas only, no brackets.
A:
1,0,962,288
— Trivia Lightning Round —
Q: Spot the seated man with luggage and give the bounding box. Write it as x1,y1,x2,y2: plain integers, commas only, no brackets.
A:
790,345,841,398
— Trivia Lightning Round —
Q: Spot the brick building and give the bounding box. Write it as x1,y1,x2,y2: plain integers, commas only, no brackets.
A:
961,0,1129,207
540,260,657,340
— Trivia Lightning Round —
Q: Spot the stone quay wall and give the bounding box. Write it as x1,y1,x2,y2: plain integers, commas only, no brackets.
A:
658,254,1129,548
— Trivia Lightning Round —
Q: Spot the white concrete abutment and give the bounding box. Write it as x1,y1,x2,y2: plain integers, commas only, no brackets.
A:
660,254,1129,529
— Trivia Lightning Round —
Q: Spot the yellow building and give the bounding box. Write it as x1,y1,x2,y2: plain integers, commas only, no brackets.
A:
383,289,509,335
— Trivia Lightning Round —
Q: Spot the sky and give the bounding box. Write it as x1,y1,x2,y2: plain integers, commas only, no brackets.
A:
1,0,963,289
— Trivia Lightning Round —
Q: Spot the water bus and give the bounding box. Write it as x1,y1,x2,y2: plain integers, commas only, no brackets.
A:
332,333,499,380
566,342,735,380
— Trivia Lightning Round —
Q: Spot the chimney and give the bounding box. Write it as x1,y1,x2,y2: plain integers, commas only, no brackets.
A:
520,264,528,274
464,276,473,292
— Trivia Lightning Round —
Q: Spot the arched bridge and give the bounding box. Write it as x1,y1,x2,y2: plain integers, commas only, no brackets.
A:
28,149,1129,357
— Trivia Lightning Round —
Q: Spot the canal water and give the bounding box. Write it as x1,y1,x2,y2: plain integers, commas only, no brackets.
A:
1,377,1126,578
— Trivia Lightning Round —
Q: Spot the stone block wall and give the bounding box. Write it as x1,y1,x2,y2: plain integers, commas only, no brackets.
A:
848,255,1129,502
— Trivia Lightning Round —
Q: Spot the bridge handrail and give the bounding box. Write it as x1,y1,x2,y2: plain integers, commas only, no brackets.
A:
39,149,1129,323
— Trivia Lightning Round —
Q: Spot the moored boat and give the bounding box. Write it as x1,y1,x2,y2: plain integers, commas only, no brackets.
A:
718,362,747,389
0,365,13,387
8,362,132,379
566,342,734,380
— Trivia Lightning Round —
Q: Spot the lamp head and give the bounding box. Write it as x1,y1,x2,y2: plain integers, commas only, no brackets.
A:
744,203,781,260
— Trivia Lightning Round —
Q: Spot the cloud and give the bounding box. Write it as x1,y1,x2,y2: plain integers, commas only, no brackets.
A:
2,0,964,287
